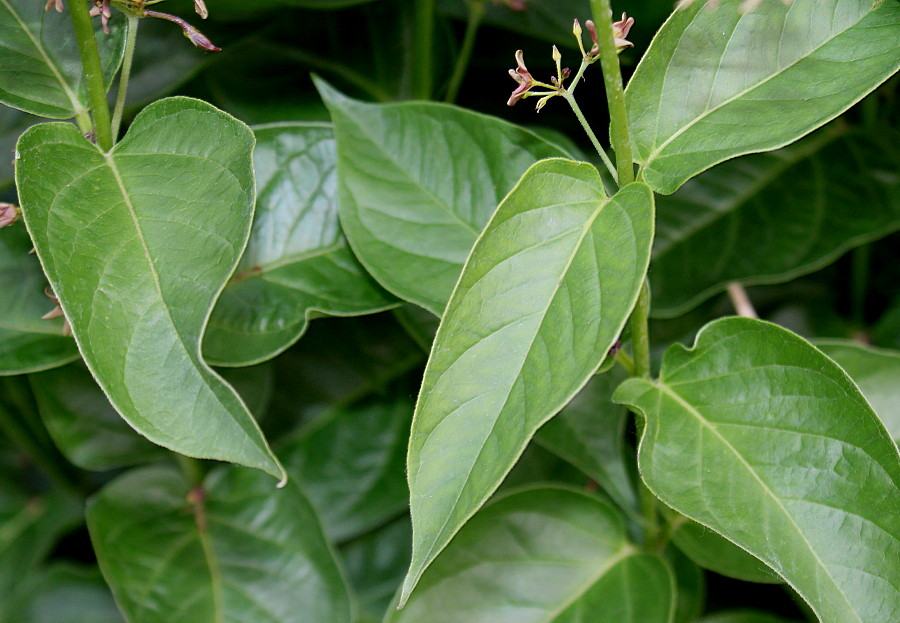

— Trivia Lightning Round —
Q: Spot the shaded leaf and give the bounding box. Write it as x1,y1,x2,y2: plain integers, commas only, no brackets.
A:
665,545,706,623
16,97,284,480
205,123,395,366
87,465,351,623
0,106,38,191
697,612,799,623
389,487,674,623
626,0,900,194
402,162,654,602
316,78,569,315
615,317,900,623
13,563,124,623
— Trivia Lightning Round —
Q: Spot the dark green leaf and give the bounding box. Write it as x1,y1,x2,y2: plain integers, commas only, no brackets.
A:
665,545,706,623
205,123,395,366
87,465,351,623
316,78,569,315
402,162,654,602
697,612,799,623
626,0,900,194
0,106,38,191
13,563,124,623
16,97,284,480
615,317,900,623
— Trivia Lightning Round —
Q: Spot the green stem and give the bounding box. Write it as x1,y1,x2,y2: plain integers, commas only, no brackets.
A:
111,14,140,142
413,0,435,99
589,0,634,186
69,0,113,151
176,454,205,487
444,0,484,103
562,91,618,184
614,349,634,376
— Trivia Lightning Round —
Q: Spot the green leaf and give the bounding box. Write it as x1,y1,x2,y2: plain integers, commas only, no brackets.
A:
0,106,38,191
205,123,396,366
816,340,900,442
15,97,284,481
615,317,900,623
87,465,352,623
0,225,79,375
389,487,674,623
0,0,125,119
315,78,569,315
696,612,799,623
650,127,900,316
402,162,655,603
12,563,124,623
626,0,900,194
535,366,639,518
665,545,706,623
279,379,414,543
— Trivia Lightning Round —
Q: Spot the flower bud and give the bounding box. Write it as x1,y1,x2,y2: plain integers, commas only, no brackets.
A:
44,0,63,12
194,0,209,19
0,203,19,229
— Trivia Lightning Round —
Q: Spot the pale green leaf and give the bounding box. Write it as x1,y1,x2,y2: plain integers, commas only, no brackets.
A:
16,97,284,481
205,123,395,366
615,317,900,623
389,487,674,623
87,465,352,623
626,0,900,194
315,78,569,315
402,162,654,603
0,0,125,119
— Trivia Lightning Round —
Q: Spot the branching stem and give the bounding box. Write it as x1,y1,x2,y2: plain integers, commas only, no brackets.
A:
561,91,618,184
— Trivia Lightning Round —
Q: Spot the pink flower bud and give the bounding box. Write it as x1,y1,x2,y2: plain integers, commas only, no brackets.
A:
0,203,19,229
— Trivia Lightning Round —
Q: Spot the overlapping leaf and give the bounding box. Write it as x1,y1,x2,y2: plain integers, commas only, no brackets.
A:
615,317,900,623
390,487,674,622
205,123,395,366
16,97,284,480
402,160,654,602
87,466,351,623
626,0,900,194
11,564,124,623
316,78,570,315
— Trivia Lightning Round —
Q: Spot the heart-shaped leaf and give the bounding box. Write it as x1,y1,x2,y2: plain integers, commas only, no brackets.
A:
402,160,654,603
315,78,570,315
626,0,900,194
204,123,395,366
87,465,352,623
15,97,284,481
390,487,674,622
615,317,900,623
0,0,125,119
651,127,900,317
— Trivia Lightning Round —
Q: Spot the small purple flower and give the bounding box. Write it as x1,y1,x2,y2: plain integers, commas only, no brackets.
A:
144,9,221,52
507,50,534,106
89,0,112,35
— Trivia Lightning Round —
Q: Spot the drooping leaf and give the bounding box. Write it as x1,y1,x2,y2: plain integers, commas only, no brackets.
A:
615,317,900,623
535,366,639,518
205,123,395,366
0,225,79,375
816,340,900,442
87,465,352,623
650,127,900,316
0,0,125,119
316,78,570,315
402,161,654,602
389,487,674,623
626,0,900,194
15,97,284,481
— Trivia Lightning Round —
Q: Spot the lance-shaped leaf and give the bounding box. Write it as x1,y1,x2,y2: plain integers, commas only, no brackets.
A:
390,487,674,622
0,0,125,119
15,97,285,481
401,160,655,603
87,465,351,623
315,78,569,315
205,123,395,366
0,225,79,375
615,318,900,623
651,127,900,317
626,0,900,194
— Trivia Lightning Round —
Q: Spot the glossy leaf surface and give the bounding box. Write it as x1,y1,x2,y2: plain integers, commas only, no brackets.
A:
316,78,569,315
615,317,900,623
402,161,654,602
87,465,351,623
390,487,673,623
16,97,284,480
626,0,900,194
0,0,124,118
0,225,79,375
205,123,395,366
651,128,900,316
669,516,778,584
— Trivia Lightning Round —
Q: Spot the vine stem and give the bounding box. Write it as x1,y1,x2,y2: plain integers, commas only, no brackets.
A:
561,91,618,184
444,0,484,103
589,0,634,186
68,0,113,151
413,0,436,100
111,14,140,142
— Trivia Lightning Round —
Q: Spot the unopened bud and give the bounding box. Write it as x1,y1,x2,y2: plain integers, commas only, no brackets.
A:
144,10,221,52
572,18,582,39
0,203,19,229
44,0,64,12
194,0,209,19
